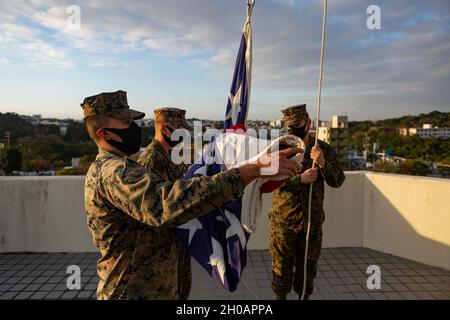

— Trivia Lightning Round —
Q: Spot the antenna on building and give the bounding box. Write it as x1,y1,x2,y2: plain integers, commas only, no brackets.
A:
5,131,11,146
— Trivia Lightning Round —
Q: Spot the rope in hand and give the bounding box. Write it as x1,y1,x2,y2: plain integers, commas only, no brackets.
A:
301,0,328,301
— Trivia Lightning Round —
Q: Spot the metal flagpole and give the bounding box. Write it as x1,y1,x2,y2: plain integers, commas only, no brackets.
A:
301,0,328,301
243,0,260,300
247,0,255,18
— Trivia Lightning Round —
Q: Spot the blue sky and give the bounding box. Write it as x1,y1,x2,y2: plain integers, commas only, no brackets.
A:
0,0,449,121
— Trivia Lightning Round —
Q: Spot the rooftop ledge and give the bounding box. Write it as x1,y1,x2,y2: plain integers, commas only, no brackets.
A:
0,171,449,272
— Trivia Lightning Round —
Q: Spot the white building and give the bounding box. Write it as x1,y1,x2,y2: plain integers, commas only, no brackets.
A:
331,115,348,129
60,126,68,136
317,115,349,164
71,158,81,168
399,124,450,139
39,119,65,126
269,119,283,128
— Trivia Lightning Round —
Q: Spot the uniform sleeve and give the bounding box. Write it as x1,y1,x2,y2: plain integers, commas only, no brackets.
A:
319,144,345,188
289,174,301,185
100,159,245,227
138,147,165,176
137,147,156,170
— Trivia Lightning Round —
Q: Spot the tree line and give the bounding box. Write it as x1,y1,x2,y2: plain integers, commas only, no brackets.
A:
0,113,154,175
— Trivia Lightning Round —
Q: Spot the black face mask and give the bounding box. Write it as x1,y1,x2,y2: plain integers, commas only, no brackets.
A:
289,122,309,139
104,121,142,155
162,126,179,148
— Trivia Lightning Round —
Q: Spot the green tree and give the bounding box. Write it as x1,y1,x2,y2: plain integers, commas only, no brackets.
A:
64,121,90,142
55,167,82,176
141,126,155,147
0,147,23,175
24,158,53,174
372,161,396,173
440,157,450,166
0,113,34,139
437,165,450,178
35,124,60,136
395,160,431,176
79,154,97,174
19,135,97,169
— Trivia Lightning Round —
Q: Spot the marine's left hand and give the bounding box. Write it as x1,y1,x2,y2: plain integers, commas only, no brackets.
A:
311,146,326,168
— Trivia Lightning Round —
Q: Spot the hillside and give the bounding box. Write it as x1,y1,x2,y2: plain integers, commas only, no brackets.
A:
348,110,450,133
0,112,35,140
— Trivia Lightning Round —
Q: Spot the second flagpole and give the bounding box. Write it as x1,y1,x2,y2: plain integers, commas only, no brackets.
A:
301,0,328,301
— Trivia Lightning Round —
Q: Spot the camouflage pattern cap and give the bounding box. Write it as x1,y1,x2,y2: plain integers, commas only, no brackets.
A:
281,104,309,127
154,107,190,129
81,90,145,120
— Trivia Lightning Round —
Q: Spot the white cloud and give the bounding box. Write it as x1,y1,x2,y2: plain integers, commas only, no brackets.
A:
143,37,202,56
0,4,75,69
89,60,118,68
0,0,449,118
0,57,11,65
0,22,38,44
33,6,68,32
20,41,73,69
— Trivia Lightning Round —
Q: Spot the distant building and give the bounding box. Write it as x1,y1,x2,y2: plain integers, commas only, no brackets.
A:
39,119,67,127
317,115,349,166
135,118,155,128
399,124,450,139
27,117,73,136
19,114,42,125
331,115,348,129
399,128,409,136
71,158,81,168
60,126,68,136
373,142,380,153
319,120,331,128
270,119,283,128
146,119,154,127
135,119,145,127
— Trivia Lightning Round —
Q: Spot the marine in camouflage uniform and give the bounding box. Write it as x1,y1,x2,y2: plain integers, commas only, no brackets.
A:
137,107,192,300
269,104,345,299
81,91,246,299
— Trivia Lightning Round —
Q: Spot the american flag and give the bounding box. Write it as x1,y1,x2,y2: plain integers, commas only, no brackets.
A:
224,10,252,130
176,5,254,292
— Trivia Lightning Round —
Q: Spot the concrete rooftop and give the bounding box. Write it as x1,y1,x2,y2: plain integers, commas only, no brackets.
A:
1,248,449,300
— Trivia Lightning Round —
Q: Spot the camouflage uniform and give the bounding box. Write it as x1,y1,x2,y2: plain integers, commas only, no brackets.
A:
81,92,245,300
137,107,192,300
269,104,345,299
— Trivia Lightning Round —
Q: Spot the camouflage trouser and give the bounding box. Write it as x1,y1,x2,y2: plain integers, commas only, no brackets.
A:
269,221,323,299
177,244,192,300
